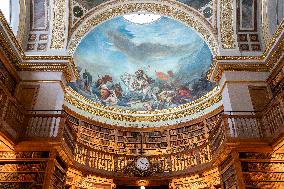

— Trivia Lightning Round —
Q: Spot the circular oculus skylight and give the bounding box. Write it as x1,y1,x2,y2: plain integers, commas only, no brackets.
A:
123,13,161,24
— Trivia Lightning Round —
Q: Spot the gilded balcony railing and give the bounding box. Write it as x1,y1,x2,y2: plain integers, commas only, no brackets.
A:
73,141,211,177
1,77,284,177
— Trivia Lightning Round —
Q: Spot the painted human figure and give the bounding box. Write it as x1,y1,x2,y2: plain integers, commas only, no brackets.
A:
82,69,92,92
99,85,118,105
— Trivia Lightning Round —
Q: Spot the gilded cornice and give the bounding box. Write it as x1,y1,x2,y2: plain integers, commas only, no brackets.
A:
65,86,220,115
0,30,22,67
63,105,224,131
18,62,72,82
67,0,219,56
23,55,79,80
0,11,24,70
64,86,222,125
213,63,269,82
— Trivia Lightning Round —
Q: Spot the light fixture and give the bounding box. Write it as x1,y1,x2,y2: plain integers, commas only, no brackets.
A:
123,13,161,24
140,186,145,189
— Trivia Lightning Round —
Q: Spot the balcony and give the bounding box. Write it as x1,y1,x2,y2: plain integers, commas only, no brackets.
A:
210,92,284,160
1,81,284,177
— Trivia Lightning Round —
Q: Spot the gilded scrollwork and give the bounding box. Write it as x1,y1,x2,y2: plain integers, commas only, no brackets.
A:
220,0,236,49
50,0,66,49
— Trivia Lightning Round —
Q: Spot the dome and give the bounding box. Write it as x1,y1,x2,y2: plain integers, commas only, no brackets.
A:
68,15,216,112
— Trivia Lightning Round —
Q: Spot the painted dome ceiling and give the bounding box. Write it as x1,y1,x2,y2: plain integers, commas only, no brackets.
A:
69,15,216,111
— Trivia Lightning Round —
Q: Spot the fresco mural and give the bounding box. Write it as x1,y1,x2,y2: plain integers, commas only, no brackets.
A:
69,15,215,111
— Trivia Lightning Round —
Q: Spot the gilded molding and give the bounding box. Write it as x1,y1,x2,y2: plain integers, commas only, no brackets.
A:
0,31,22,67
18,62,72,82
65,86,220,115
213,64,269,82
265,34,284,70
67,1,219,56
50,0,66,49
23,55,79,80
220,0,236,49
263,20,284,59
63,105,224,131
64,86,222,123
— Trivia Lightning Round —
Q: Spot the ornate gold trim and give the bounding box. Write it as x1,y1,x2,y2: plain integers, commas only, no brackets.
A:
220,0,236,49
50,0,66,49
0,30,22,67
213,64,269,82
65,86,220,115
63,105,224,131
17,62,72,82
23,55,80,80
67,0,219,56
22,80,66,91
0,9,79,81
64,86,222,123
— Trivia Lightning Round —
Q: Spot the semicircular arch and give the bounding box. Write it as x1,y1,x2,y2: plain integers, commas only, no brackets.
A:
67,0,219,56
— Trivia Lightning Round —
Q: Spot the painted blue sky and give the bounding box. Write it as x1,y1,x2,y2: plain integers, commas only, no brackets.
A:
72,15,215,111
74,16,212,82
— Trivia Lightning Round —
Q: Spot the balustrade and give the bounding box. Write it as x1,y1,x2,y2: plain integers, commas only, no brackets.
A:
74,142,211,176
23,110,76,155
25,110,65,138
1,78,284,177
